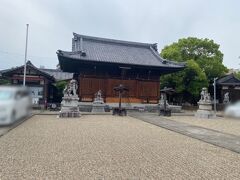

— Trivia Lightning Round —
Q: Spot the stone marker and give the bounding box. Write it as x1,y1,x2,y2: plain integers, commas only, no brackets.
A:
195,87,214,119
59,79,81,118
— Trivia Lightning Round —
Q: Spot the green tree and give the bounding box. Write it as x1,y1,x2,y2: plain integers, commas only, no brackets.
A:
161,37,228,82
234,71,240,79
54,80,68,102
161,60,208,103
160,37,227,103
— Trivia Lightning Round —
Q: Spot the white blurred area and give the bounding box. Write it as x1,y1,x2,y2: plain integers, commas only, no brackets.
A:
224,101,240,119
0,86,32,125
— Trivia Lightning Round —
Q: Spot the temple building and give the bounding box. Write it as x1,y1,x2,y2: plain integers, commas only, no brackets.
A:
57,33,185,103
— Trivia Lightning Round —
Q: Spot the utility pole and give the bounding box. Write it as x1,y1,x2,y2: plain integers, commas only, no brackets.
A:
23,24,29,86
213,77,217,116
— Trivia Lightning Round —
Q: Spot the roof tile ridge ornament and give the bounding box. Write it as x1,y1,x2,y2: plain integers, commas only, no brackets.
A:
26,60,34,66
72,32,155,48
57,49,86,57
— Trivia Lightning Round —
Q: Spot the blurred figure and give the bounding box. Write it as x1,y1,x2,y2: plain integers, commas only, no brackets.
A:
223,92,230,105
224,101,240,119
0,86,32,125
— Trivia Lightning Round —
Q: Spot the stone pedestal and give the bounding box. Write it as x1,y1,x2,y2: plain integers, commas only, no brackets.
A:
91,91,105,113
59,96,81,118
92,103,105,113
195,101,214,119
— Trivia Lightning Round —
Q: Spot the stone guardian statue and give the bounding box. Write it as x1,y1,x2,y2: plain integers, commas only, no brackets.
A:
59,79,80,118
195,87,214,119
223,92,230,104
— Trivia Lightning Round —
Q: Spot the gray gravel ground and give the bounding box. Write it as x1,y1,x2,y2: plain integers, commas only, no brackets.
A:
0,115,240,179
0,127,9,137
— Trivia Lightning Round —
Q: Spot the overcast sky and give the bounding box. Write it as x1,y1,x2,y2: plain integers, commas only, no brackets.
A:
0,0,239,70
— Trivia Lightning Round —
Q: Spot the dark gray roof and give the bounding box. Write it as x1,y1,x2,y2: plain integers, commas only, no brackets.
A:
216,74,240,85
0,70,6,76
57,33,185,68
40,69,73,81
1,61,55,81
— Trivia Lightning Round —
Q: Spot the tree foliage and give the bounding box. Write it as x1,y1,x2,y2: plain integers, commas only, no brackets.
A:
55,80,67,92
54,80,68,102
234,71,240,79
161,37,228,82
161,60,208,103
160,37,227,103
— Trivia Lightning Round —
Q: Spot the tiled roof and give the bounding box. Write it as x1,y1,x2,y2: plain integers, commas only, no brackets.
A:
57,33,185,69
40,69,73,81
1,61,55,81
216,74,240,85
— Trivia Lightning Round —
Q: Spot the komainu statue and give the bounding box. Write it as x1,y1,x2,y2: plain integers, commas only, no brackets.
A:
59,79,80,118
195,87,214,119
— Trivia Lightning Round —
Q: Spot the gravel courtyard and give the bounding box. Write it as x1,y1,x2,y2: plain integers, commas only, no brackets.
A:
165,116,240,136
0,115,240,179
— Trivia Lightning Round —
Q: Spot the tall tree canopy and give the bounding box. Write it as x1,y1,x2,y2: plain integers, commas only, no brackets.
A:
160,37,227,103
234,71,240,79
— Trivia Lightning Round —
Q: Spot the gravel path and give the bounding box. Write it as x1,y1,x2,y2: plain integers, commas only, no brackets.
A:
165,116,240,136
0,115,240,179
0,128,9,137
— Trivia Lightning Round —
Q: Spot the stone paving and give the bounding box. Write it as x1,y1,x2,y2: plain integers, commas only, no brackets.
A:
0,115,240,179
165,115,240,136
130,113,240,154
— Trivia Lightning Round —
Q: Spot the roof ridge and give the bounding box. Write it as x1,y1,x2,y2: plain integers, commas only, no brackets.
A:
217,73,240,84
1,62,55,81
40,68,62,71
73,32,155,48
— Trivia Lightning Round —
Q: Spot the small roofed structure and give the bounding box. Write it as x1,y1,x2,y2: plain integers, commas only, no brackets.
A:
1,61,55,107
57,33,185,103
216,74,240,103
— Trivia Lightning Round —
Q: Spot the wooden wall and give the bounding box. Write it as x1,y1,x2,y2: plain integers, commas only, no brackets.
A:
79,75,160,103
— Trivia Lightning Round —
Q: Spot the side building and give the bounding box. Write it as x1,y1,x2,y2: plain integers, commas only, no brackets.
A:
216,74,240,103
57,33,185,104
1,61,73,107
